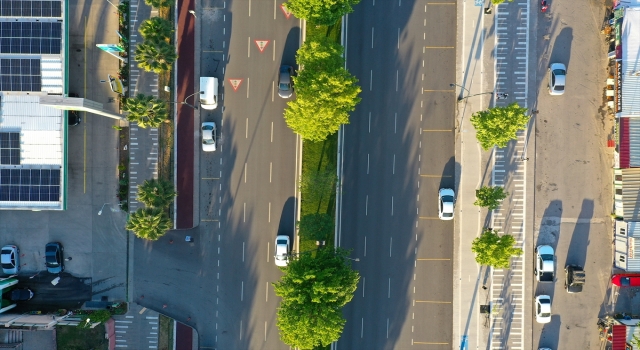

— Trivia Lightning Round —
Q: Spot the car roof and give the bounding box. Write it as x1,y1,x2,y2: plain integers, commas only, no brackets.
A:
439,188,454,197
550,63,566,71
537,245,554,255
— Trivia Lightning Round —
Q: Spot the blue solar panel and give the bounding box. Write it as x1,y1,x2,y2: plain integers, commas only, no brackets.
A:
0,168,60,202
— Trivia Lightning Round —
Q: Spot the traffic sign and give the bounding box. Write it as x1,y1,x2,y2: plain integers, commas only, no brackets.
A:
228,79,243,92
254,40,270,53
280,5,292,19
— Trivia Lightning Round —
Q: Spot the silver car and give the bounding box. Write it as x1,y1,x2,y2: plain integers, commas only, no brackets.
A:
201,122,217,152
438,188,455,220
274,235,290,267
548,63,566,95
1,245,19,275
278,65,294,98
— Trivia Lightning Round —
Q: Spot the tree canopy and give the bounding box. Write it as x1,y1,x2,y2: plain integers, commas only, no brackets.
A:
139,17,173,43
134,40,177,74
471,229,523,268
144,0,174,9
474,186,508,210
284,39,361,141
122,94,168,128
137,178,177,208
470,102,529,150
284,0,361,26
126,207,172,241
273,247,360,349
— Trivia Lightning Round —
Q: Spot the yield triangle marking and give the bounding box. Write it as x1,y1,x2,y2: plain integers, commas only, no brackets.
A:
228,79,243,92
254,40,270,53
280,5,292,19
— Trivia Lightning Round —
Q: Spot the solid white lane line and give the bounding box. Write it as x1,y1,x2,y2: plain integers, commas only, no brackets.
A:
391,196,394,215
390,237,393,257
270,162,272,183
365,195,368,215
242,242,245,262
244,163,247,182
243,202,246,222
267,242,270,262
248,36,250,57
394,113,397,133
245,118,248,138
268,202,271,222
241,282,244,301
388,278,391,298
247,78,250,98
368,112,371,132
266,282,269,302
370,70,373,91
371,27,374,48
367,154,370,174
393,154,396,175
271,122,273,142
272,39,275,61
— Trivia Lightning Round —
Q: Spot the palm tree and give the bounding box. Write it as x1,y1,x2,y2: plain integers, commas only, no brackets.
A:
126,207,172,240
139,17,173,43
137,178,177,208
122,94,168,128
144,0,174,9
134,40,177,74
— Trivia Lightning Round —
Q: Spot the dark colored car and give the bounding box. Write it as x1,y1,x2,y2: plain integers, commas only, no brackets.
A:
10,288,33,301
45,242,64,274
278,65,293,98
68,93,81,126
564,265,585,293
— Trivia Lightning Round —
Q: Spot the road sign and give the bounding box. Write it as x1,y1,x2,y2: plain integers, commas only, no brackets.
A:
254,40,270,53
228,79,243,92
280,5,292,19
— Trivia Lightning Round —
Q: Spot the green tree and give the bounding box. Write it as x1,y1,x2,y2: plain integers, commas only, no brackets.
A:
470,102,529,150
144,0,174,9
122,94,169,128
139,17,173,43
137,178,177,208
126,207,172,241
299,165,337,210
474,186,508,210
273,248,360,349
284,40,361,141
284,0,361,25
298,213,333,241
134,40,177,74
471,229,523,268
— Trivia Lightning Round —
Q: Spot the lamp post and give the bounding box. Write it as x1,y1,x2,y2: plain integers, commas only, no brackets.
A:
169,91,203,110
344,257,360,262
98,203,110,215
450,83,494,101
188,10,197,18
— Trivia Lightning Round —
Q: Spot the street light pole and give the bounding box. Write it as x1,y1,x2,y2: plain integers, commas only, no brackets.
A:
450,83,494,101
170,91,203,110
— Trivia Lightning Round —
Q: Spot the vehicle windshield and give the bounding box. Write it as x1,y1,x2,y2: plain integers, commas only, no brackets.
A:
552,69,566,76
1,263,13,269
622,277,631,286
442,195,453,203
554,85,564,91
203,139,215,145
279,82,290,90
540,312,551,317
443,212,453,218
540,254,553,260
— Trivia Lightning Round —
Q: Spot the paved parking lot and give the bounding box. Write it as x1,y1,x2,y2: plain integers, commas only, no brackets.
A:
0,0,128,302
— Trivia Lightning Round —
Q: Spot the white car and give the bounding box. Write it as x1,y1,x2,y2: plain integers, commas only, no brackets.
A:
438,188,455,220
274,235,290,267
1,245,19,275
548,63,566,95
535,295,552,323
534,245,555,282
201,122,217,152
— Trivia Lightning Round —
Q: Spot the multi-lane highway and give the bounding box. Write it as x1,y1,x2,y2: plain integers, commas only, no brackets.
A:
134,0,300,349
338,1,456,348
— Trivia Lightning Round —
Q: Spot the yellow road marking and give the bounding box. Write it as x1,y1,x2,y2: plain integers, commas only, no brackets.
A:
425,46,454,49
427,2,455,4
417,258,451,261
423,89,454,92
416,300,452,304
419,174,452,178
138,307,147,314
419,216,439,220
422,129,453,132
413,341,449,345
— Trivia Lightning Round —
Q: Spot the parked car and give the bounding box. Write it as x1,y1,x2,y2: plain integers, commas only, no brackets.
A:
274,235,290,267
201,122,217,152
278,65,294,98
0,245,19,275
564,265,585,293
438,188,455,220
535,295,552,324
534,245,555,282
68,93,81,126
611,274,640,287
548,63,566,95
10,288,33,301
45,242,64,274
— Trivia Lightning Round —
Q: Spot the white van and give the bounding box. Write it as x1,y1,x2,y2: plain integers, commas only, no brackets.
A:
200,77,218,110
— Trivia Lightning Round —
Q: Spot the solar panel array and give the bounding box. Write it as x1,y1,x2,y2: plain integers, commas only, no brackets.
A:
0,132,19,165
0,0,62,17
0,58,41,91
0,168,60,201
0,22,62,54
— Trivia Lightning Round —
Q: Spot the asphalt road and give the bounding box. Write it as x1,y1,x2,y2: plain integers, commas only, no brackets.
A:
134,0,301,349
531,0,613,348
338,1,456,348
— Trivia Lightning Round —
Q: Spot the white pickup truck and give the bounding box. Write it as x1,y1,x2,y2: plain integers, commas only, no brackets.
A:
535,245,555,282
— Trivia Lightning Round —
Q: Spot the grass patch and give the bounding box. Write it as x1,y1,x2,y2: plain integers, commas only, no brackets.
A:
298,20,342,255
56,325,108,350
158,314,174,350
